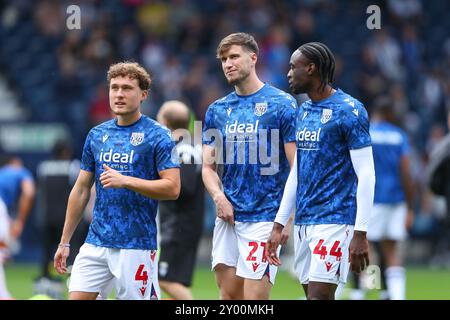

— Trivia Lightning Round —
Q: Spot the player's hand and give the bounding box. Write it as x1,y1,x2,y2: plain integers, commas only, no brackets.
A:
10,219,24,240
349,230,369,274
54,246,70,274
266,223,284,266
280,218,293,245
214,193,235,225
100,164,126,188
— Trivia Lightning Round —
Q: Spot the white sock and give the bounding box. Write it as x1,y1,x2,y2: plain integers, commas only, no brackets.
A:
385,266,406,300
349,289,365,300
379,289,389,300
0,262,11,299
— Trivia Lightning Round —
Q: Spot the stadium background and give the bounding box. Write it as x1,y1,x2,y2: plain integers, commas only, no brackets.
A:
0,0,449,299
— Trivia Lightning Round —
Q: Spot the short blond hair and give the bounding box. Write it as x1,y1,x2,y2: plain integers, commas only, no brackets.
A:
107,61,151,90
216,32,259,59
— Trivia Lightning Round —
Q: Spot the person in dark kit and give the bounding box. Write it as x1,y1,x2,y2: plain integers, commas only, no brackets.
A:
156,100,204,300
33,140,90,298
427,106,450,263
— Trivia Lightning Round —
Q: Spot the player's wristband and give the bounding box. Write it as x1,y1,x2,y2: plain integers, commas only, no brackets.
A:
58,243,70,248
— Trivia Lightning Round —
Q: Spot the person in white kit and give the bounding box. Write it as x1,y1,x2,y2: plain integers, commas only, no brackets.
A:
266,42,376,300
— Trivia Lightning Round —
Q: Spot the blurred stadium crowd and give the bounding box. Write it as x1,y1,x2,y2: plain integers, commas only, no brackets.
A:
0,0,449,266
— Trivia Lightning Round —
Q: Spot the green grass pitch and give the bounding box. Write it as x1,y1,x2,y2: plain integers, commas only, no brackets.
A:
4,263,450,300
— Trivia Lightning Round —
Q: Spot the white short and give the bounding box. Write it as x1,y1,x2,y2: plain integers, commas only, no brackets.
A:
367,203,407,241
295,224,354,285
69,243,160,300
211,217,280,285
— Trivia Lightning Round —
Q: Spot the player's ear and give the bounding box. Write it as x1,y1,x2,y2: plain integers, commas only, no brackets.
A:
141,89,148,103
307,62,316,76
250,52,258,65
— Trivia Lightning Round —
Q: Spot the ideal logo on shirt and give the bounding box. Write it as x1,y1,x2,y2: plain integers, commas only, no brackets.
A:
296,127,322,150
225,120,259,134
296,127,321,142
99,149,135,164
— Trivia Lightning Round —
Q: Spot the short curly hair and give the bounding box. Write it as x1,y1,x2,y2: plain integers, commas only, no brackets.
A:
107,61,151,90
